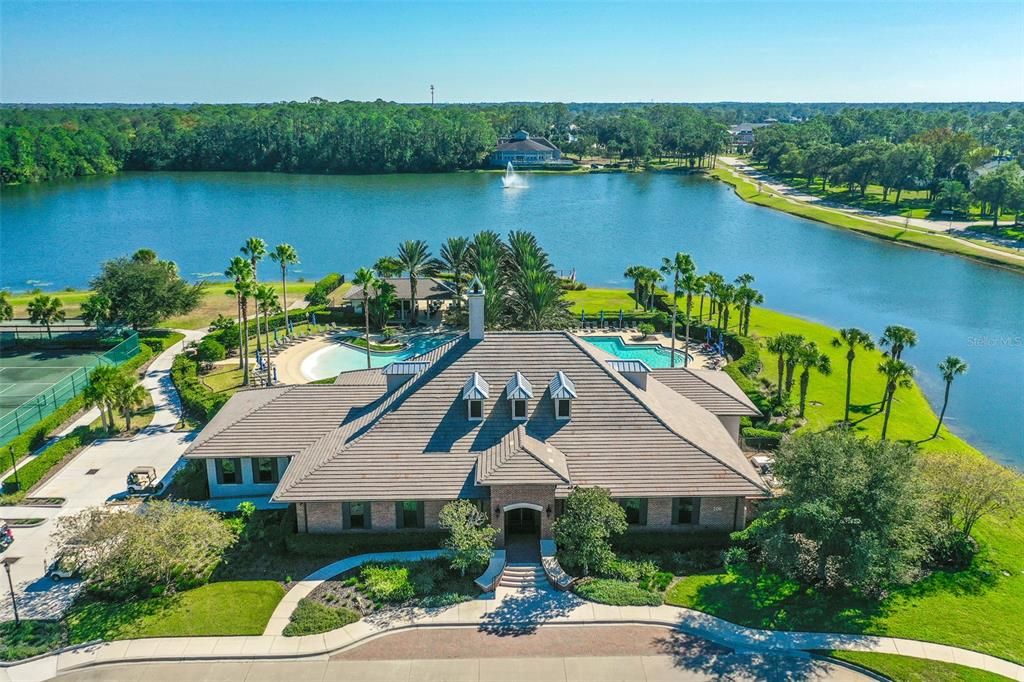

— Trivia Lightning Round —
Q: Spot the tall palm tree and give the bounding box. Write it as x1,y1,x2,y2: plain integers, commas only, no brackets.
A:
831,327,875,423
878,358,915,439
255,283,280,382
679,270,703,368
269,243,300,332
225,257,255,386
661,252,695,368
0,290,14,321
439,236,472,308
878,325,918,407
717,283,737,332
933,356,968,438
83,364,120,432
396,239,437,326
623,266,646,310
506,231,570,330
27,294,65,340
373,256,404,278
796,341,832,417
703,272,723,322
783,333,805,394
352,267,378,369
640,267,663,310
470,231,506,328
241,237,267,353
110,371,148,431
764,334,789,403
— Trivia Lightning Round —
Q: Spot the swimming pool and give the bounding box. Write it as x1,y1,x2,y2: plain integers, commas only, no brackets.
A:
301,332,461,380
580,335,691,369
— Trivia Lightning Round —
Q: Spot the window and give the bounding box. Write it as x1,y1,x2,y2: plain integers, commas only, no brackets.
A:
215,458,242,485
252,457,279,484
512,399,527,420
672,497,700,525
555,399,571,420
619,498,647,526
344,501,370,530
396,501,425,529
468,399,483,421
554,499,566,517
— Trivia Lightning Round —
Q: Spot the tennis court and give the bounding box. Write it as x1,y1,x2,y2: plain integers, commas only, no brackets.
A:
0,331,141,446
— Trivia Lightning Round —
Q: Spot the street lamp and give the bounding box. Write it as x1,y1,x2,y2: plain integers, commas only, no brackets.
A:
2,558,20,627
7,446,19,491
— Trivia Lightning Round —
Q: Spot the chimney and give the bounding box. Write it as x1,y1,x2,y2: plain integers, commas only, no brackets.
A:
607,359,651,391
468,276,485,341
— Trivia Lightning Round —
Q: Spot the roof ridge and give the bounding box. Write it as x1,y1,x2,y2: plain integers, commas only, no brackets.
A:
518,428,572,483
185,384,297,453
567,333,766,493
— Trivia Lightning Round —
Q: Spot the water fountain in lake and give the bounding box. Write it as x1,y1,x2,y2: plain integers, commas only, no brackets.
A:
501,162,527,189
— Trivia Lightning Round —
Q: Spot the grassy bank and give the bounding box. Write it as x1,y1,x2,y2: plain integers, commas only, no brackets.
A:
825,651,1012,682
708,165,1024,272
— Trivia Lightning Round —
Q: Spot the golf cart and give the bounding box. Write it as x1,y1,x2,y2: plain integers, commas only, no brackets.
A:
47,555,79,581
0,521,12,552
126,466,162,494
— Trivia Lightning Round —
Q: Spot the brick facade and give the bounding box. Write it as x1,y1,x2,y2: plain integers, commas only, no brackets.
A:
627,496,745,533
489,484,556,546
304,502,343,534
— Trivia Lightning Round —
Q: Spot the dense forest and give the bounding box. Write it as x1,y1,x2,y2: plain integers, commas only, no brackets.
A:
1,100,1022,186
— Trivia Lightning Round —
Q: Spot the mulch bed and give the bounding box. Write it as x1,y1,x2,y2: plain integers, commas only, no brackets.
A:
306,568,376,616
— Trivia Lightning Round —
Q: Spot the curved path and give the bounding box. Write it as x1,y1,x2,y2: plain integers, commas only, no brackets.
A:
6,550,1020,682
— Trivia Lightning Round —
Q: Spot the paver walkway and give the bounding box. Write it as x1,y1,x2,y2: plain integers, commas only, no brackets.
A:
0,330,204,621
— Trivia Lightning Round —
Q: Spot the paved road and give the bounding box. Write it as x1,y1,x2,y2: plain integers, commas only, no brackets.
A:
0,330,203,620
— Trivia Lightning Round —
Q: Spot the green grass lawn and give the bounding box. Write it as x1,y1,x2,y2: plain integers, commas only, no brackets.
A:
564,288,645,314
0,620,66,661
825,651,1013,681
650,300,1024,664
709,166,1024,272
65,581,285,642
201,366,246,396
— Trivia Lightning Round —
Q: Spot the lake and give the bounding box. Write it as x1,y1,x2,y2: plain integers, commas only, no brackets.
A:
1,170,1022,467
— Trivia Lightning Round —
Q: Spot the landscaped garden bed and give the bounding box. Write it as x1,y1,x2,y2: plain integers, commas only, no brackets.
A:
282,558,477,636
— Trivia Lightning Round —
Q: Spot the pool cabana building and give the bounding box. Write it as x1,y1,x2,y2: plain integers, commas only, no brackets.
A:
341,276,457,323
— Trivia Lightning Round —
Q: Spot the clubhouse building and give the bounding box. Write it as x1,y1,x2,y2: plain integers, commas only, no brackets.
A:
185,283,766,545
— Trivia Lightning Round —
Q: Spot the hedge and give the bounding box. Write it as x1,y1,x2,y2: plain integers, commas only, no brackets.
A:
611,531,732,555
741,427,783,450
575,578,663,606
170,354,230,424
139,330,186,354
304,272,344,306
283,527,447,557
1,344,153,471
1,426,102,501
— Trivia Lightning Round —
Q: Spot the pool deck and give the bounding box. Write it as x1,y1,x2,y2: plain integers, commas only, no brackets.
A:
575,329,718,370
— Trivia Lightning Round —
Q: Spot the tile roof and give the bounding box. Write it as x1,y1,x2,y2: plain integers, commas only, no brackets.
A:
342,277,456,302
650,368,762,416
270,332,767,502
476,425,571,486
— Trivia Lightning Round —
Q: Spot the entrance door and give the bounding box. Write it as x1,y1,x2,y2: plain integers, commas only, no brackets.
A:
505,507,540,535
504,507,541,562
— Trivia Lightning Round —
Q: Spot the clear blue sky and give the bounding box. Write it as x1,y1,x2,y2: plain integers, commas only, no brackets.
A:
2,1,1020,103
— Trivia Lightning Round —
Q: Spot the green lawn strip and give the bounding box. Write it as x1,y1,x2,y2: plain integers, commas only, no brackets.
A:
563,288,655,316
709,166,1023,271
65,581,285,642
158,280,319,330
0,620,66,661
138,330,186,352
346,336,404,352
823,650,1013,682
575,578,663,606
282,599,358,637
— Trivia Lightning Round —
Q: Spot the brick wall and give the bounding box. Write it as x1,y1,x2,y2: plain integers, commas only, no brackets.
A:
624,496,745,533
646,497,674,529
424,500,454,530
305,502,343,534
490,484,556,546
371,501,397,530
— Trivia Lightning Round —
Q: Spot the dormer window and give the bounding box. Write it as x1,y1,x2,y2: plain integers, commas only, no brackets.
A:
548,371,577,422
462,372,490,423
505,371,533,422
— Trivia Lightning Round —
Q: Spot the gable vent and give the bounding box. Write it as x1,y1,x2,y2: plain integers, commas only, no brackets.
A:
382,361,429,392
607,359,652,390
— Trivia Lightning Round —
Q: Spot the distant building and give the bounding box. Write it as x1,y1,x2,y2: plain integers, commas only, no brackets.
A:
489,130,565,167
727,122,772,153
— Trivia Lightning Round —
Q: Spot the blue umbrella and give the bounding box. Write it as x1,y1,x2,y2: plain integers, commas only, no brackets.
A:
255,349,264,370
580,308,585,323
705,327,712,343
599,311,605,328
311,312,318,326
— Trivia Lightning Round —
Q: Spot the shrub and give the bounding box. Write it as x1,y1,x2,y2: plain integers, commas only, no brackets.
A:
282,598,359,637
304,273,344,307
602,558,658,584
642,571,674,592
553,487,627,576
170,354,230,423
282,525,447,558
575,578,663,606
722,546,749,570
360,564,415,602
668,548,724,574
741,427,783,450
611,532,731,556
196,337,226,363
171,460,210,500
638,323,655,338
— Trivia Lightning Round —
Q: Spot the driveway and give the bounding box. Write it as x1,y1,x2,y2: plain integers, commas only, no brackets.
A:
0,330,203,620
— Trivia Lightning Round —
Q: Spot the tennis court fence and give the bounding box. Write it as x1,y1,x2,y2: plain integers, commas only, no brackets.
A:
0,333,141,447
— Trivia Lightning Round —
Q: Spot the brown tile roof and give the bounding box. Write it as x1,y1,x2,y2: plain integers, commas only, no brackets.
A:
476,425,571,486
272,332,766,502
650,368,762,416
342,277,455,302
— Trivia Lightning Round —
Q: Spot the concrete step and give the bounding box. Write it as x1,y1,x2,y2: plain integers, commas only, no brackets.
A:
498,563,547,588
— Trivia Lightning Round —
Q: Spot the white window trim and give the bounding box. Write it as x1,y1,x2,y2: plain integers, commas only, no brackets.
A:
468,399,484,421
555,399,572,421
512,399,528,421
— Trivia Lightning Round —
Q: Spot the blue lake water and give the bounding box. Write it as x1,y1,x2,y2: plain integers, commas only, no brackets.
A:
1,171,1022,467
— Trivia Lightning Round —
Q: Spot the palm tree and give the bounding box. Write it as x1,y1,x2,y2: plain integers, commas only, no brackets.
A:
765,333,801,403
269,243,299,331
373,255,404,278
831,327,874,423
110,372,148,432
679,270,703,368
796,341,832,417
878,325,918,407
255,283,280,382
623,266,646,310
661,252,695,368
83,364,120,432
0,290,14,321
352,267,378,369
783,333,805,394
241,237,267,353
506,231,570,330
639,267,663,310
933,356,968,438
717,283,737,332
703,272,723,322
878,358,915,439
27,294,65,339
225,257,255,386
396,239,437,326
439,236,472,308
470,231,506,328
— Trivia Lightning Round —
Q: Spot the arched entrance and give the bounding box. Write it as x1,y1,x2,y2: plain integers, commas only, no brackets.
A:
503,503,542,562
